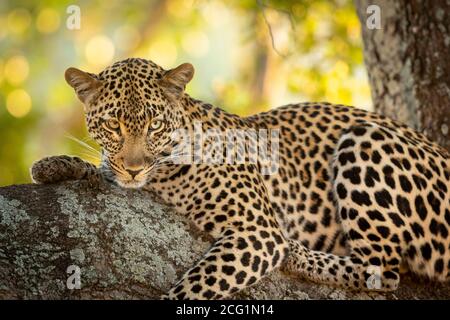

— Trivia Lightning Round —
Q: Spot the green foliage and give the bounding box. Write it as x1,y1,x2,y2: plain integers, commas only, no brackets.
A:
0,0,371,186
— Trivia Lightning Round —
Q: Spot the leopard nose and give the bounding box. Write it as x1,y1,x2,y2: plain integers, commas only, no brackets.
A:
125,168,144,179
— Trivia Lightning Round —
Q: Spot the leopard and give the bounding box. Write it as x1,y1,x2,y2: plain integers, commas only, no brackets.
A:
31,58,450,299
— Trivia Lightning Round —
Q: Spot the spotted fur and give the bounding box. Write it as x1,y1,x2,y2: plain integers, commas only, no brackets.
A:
31,58,450,299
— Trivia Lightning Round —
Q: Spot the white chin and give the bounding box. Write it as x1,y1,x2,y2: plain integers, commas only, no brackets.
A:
116,179,146,189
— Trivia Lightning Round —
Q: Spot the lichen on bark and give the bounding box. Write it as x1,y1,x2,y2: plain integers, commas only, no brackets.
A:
0,181,449,299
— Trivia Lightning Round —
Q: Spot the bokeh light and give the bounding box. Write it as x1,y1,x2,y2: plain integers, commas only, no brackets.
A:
85,35,115,67
7,8,31,35
167,0,194,18
182,31,210,57
6,89,32,118
4,55,29,85
0,0,371,186
148,38,178,67
36,8,61,34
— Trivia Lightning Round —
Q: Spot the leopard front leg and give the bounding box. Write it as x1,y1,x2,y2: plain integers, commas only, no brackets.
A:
163,228,289,299
31,155,101,187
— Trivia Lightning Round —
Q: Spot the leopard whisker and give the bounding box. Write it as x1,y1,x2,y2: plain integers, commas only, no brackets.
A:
65,133,102,159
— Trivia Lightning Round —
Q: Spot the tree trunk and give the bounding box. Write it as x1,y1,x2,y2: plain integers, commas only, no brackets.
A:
355,0,450,150
0,181,449,299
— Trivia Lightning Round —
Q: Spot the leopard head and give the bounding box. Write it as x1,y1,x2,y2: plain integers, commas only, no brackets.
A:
64,58,194,188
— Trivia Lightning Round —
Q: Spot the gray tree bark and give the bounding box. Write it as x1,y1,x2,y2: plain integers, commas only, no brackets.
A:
355,0,450,150
0,181,449,299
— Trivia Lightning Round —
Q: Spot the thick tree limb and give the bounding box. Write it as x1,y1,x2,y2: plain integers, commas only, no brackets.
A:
0,182,448,299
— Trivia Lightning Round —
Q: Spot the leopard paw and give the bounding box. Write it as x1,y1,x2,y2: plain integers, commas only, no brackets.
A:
30,155,99,185
85,167,102,188
31,156,69,184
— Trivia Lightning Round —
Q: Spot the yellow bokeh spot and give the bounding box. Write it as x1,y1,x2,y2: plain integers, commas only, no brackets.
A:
4,55,29,85
182,31,210,58
7,89,32,118
148,39,177,67
167,0,194,18
36,8,60,34
7,8,31,35
85,35,115,67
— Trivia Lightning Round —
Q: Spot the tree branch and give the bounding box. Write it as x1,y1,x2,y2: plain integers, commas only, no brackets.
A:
0,182,448,299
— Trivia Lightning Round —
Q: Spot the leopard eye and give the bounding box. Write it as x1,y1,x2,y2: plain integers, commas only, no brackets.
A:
150,119,164,131
104,119,120,132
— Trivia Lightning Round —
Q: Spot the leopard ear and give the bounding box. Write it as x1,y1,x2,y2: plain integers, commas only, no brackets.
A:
65,67,102,106
159,63,194,101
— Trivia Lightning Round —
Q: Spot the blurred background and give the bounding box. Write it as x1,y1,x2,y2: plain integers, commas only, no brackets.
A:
0,0,371,186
